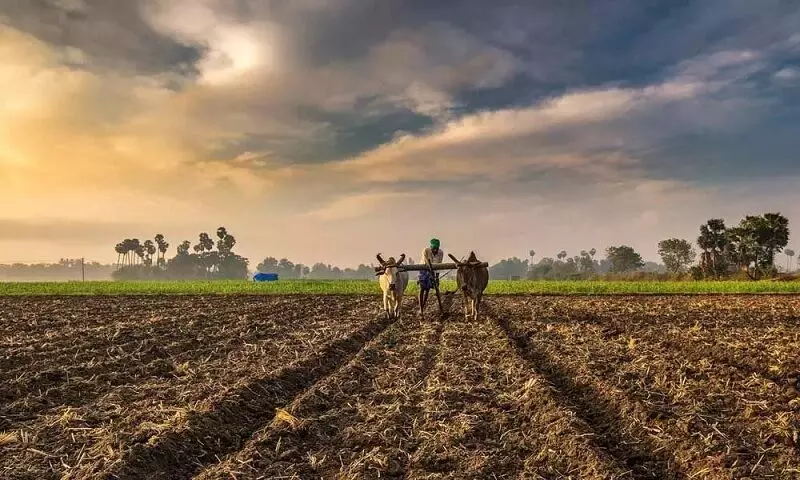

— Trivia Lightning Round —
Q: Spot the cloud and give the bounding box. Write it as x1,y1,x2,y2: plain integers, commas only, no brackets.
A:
327,76,711,185
140,3,519,121
2,1,800,267
305,191,424,221
0,0,199,73
142,0,280,86
0,218,145,242
774,67,800,83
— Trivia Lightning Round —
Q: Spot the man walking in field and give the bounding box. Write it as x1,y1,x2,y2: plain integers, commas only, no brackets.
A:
418,238,444,315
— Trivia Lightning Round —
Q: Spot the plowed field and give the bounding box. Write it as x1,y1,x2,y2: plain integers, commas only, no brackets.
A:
2,295,800,479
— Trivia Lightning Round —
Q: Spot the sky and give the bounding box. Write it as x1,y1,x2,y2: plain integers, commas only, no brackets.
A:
1,0,799,267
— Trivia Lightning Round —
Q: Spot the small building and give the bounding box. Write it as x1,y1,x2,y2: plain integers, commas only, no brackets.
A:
253,272,279,282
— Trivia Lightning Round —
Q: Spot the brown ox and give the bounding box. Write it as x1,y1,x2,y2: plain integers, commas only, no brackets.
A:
375,253,408,320
448,252,489,320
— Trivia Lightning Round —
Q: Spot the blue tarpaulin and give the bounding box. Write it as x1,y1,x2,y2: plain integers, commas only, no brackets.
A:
253,272,279,282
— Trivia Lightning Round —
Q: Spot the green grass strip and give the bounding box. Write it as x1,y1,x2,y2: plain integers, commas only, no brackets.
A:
2,279,800,296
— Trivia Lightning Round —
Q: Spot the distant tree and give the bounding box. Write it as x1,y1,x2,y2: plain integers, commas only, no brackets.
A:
115,243,125,268
154,234,169,268
726,213,790,279
3,259,116,281
605,245,645,273
557,251,567,261
143,240,156,267
657,238,696,274
166,240,195,278
309,263,332,280
194,233,215,277
216,227,236,255
786,248,796,272
257,257,279,273
489,257,529,280
277,258,297,278
131,239,143,266
177,240,191,255
578,250,595,273
726,224,761,278
529,257,555,279
294,263,306,279
121,238,135,266
761,213,790,268
697,219,729,278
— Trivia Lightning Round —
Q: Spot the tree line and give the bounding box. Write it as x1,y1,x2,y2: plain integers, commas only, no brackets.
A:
2,211,792,282
499,211,792,281
254,257,378,280
489,246,665,280
112,227,248,280
692,212,791,280
0,259,115,281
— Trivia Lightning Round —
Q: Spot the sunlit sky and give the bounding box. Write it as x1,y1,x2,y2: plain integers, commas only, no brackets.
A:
1,0,799,266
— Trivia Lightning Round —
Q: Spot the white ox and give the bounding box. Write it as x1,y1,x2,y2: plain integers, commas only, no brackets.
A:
375,253,409,319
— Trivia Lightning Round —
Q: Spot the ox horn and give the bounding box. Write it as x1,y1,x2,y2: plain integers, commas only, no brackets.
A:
448,253,465,266
396,253,406,265
376,253,387,266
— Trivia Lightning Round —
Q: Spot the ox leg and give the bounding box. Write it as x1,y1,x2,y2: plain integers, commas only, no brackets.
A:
394,296,401,319
474,294,481,321
383,292,391,320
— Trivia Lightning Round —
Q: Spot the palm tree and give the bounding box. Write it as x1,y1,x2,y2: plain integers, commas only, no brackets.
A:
115,243,125,269
761,213,790,268
154,234,169,268
698,219,728,278
131,239,144,266
528,250,536,276
786,248,796,272
178,240,191,255
195,233,215,277
143,240,156,267
200,233,214,251
122,238,135,267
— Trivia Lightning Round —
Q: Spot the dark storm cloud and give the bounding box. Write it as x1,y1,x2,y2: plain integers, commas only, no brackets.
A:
0,0,201,73
3,0,800,181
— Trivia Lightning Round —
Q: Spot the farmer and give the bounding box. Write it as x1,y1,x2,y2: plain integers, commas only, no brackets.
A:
418,238,444,314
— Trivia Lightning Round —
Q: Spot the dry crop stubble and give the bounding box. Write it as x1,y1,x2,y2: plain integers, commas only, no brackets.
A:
0,296,385,479
193,313,445,478
495,296,800,478
401,301,632,478
2,295,800,479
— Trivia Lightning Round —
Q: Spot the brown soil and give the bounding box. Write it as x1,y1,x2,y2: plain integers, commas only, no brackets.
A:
1,295,800,479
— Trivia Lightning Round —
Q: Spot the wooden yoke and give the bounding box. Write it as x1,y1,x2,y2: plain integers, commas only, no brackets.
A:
386,262,489,272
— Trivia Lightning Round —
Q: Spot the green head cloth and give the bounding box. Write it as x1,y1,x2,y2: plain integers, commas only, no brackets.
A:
430,238,440,249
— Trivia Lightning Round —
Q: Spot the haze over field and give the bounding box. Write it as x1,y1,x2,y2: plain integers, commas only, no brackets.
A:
1,1,800,266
